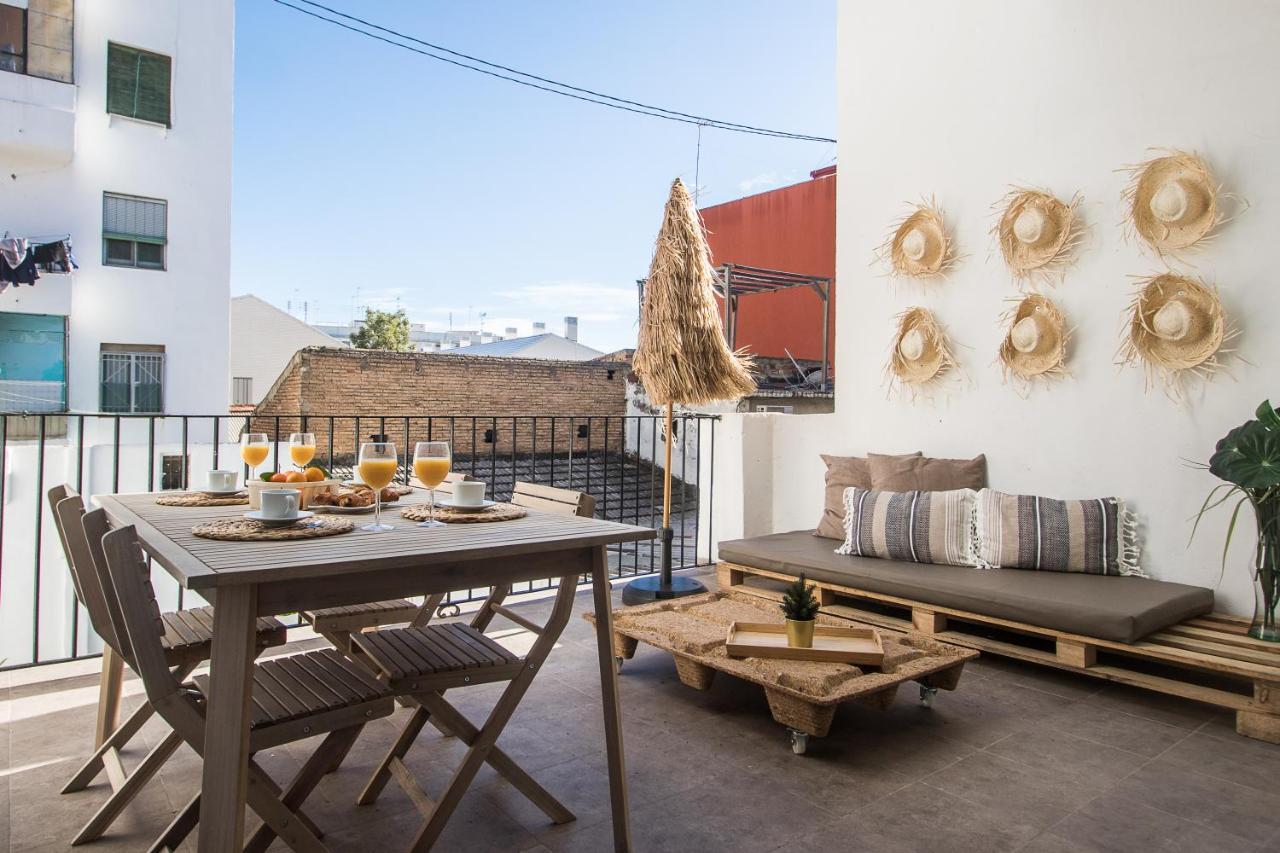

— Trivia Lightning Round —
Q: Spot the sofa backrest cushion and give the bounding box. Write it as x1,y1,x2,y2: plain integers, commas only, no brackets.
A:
837,487,977,567
869,453,987,492
974,489,1143,577
814,452,920,540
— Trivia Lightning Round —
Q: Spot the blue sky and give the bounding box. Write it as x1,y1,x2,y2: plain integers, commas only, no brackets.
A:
232,0,835,353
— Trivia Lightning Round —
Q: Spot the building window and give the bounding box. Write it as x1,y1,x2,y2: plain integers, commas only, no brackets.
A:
103,193,167,270
0,312,66,413
0,5,25,74
231,376,253,405
106,42,172,127
100,346,164,413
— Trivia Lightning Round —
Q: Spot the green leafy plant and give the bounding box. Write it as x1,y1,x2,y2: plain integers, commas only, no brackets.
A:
780,573,820,622
1191,399,1280,641
350,308,411,351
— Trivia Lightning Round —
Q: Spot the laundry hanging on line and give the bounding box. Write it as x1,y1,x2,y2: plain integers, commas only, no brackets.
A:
0,235,78,293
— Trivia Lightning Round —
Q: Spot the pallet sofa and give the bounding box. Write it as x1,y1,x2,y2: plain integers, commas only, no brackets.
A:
717,530,1280,743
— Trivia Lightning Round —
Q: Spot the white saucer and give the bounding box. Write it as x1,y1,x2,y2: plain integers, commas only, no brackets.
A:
437,499,496,513
198,488,245,497
243,510,314,528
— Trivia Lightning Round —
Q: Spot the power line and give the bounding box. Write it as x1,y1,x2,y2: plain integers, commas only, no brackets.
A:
266,0,836,144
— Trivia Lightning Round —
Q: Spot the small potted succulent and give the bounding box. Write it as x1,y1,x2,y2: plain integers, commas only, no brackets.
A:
780,573,820,648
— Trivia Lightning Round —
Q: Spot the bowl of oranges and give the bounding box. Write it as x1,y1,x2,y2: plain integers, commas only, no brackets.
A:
245,466,340,510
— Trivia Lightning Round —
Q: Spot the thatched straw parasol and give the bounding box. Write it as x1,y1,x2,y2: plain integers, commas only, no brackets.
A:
627,178,755,603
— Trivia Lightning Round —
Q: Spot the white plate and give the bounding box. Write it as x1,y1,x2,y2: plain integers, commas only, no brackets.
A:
243,510,315,528
197,488,245,497
437,499,496,513
313,503,376,515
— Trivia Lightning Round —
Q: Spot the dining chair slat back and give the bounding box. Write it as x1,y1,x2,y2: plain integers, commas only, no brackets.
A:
511,481,596,519
48,486,120,650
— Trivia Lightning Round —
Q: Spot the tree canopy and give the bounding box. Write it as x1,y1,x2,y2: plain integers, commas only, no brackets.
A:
350,308,411,352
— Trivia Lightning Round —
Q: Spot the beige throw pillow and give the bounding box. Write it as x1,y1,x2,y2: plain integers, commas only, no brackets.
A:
814,452,921,539
868,453,987,492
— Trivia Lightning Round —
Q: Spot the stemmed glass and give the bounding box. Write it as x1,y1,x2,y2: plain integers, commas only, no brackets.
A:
413,441,451,528
357,441,398,532
289,432,316,472
240,433,269,483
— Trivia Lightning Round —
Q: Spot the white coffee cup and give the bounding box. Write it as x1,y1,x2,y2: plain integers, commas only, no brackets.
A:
453,481,486,507
260,489,300,519
208,469,237,491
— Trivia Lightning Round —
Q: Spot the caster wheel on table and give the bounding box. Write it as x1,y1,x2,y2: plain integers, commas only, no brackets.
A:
919,686,939,708
614,656,625,674
788,729,809,755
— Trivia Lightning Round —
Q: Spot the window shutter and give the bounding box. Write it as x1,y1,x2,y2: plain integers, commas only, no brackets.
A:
106,44,138,118
135,52,171,126
103,194,167,241
106,43,172,126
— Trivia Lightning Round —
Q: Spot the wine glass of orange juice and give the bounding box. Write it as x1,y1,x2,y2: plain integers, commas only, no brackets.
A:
289,432,316,470
412,441,451,527
357,441,398,532
240,433,269,482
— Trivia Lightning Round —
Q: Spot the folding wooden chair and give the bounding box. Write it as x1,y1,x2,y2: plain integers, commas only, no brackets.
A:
93,515,397,853
349,482,596,850
301,473,477,652
47,486,289,845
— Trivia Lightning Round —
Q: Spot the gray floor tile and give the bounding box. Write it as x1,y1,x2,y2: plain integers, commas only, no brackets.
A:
1109,757,1280,844
1044,792,1256,853
1156,729,1280,794
1039,699,1192,758
984,726,1149,787
921,751,1097,833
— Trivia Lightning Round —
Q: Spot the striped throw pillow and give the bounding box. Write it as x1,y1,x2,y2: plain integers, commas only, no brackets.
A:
836,487,977,567
973,489,1143,576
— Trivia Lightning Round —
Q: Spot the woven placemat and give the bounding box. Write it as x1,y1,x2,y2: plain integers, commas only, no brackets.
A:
191,517,356,541
400,502,528,524
156,492,249,507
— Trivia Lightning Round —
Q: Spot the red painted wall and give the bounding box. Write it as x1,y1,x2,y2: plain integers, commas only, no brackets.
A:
699,167,836,364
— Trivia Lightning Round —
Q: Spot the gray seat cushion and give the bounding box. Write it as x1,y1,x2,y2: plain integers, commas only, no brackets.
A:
718,530,1214,644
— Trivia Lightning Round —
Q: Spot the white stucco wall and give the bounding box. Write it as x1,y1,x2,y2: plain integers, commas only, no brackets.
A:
229,295,342,405
734,0,1280,615
1,0,233,416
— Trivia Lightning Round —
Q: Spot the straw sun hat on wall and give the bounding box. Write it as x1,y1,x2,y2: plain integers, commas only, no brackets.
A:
1119,272,1233,392
999,294,1069,384
1122,150,1233,255
993,188,1081,283
888,307,955,390
881,200,956,279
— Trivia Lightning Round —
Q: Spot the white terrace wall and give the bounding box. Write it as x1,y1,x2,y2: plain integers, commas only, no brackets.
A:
715,0,1280,615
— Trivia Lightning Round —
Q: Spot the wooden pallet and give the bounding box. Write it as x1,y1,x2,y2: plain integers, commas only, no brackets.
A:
589,590,976,754
718,561,1280,744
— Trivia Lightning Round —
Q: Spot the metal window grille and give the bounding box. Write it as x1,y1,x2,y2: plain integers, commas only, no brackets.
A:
100,351,164,413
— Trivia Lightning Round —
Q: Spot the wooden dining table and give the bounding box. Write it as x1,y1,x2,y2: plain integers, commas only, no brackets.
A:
96,491,654,852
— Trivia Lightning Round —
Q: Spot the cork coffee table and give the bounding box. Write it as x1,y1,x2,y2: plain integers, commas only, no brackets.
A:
589,590,978,754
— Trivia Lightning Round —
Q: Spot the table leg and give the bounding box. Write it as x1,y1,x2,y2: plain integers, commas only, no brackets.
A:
591,546,632,852
198,585,258,853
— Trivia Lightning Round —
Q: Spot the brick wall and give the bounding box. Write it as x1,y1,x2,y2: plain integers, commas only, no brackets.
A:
252,348,627,459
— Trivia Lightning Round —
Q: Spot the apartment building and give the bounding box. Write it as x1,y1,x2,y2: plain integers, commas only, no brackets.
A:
0,0,233,418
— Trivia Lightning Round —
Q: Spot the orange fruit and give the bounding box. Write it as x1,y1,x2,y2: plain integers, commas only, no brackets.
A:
269,472,288,483
304,466,326,482
284,471,307,483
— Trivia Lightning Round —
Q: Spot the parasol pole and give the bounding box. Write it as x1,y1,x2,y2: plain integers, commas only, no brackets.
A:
661,402,675,587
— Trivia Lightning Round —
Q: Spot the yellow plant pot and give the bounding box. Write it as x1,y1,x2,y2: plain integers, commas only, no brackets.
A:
786,618,815,648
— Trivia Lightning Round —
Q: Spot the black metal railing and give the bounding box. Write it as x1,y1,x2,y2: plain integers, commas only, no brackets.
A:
0,411,717,671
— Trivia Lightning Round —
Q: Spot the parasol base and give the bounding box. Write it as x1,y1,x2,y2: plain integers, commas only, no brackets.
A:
621,574,708,605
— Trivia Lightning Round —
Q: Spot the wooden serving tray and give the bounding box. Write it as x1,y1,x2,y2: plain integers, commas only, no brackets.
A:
725,621,884,666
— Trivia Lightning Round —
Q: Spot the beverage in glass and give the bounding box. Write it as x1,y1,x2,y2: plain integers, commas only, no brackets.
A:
240,433,269,480
412,441,451,527
289,432,316,469
357,441,398,532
